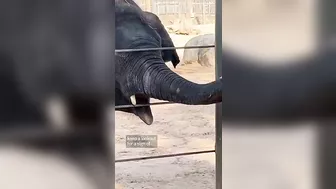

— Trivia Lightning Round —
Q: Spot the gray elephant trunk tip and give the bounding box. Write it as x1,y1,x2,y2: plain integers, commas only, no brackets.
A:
141,62,222,105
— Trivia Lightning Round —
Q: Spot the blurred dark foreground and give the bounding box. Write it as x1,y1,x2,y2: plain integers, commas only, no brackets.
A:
221,0,336,188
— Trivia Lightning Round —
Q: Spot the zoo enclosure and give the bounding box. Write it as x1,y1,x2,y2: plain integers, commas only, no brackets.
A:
115,1,221,187
135,0,216,25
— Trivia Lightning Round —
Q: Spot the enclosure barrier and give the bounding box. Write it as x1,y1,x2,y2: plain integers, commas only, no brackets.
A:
115,44,218,162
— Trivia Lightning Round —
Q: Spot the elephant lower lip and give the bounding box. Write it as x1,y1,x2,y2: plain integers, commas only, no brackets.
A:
134,106,153,125
131,95,153,125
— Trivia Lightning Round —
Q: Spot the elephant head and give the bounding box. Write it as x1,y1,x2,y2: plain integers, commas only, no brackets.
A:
142,11,180,68
115,0,180,68
115,4,221,125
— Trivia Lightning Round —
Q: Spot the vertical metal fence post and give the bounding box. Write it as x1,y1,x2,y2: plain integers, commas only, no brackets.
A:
215,0,222,188
319,1,336,189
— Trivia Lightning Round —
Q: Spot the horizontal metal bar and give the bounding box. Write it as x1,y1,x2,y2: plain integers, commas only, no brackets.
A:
115,100,222,109
115,149,215,163
115,101,175,109
115,45,215,53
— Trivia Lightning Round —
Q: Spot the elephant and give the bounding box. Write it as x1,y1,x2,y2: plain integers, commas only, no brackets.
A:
115,0,180,68
115,4,222,125
222,46,336,122
0,0,115,129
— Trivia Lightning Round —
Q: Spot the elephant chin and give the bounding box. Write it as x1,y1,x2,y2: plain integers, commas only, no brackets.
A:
116,88,154,125
131,95,153,125
134,106,153,125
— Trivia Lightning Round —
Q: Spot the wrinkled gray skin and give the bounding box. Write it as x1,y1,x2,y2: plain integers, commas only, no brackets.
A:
115,4,222,125
222,47,336,123
115,0,180,68
0,0,114,127
183,34,215,67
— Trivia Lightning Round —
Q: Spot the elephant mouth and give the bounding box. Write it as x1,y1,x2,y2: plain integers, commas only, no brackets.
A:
117,93,154,125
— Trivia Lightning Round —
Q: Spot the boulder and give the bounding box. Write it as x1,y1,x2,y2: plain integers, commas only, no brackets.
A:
182,34,215,67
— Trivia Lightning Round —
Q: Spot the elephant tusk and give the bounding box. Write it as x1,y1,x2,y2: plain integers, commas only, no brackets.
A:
130,95,137,105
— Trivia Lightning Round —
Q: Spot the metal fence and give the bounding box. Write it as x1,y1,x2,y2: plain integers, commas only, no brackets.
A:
136,0,216,25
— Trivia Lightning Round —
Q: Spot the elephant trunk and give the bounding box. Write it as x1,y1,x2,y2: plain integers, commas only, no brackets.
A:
141,57,222,105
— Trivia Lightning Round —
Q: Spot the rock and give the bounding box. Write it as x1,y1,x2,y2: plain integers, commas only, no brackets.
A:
182,34,215,67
